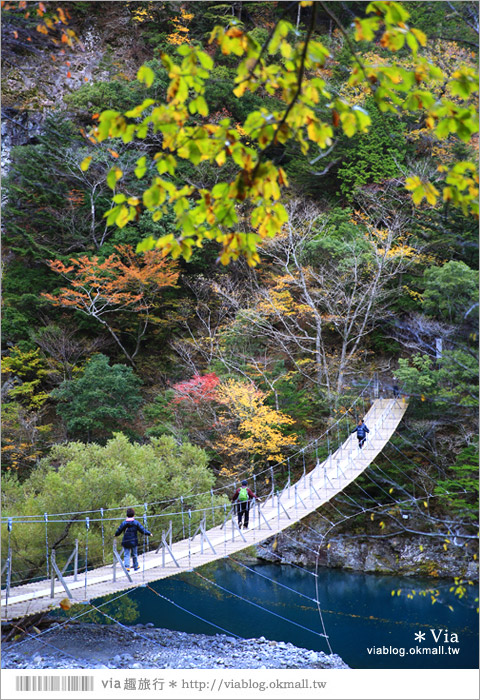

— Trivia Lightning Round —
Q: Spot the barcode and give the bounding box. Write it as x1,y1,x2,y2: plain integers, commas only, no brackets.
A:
15,676,94,692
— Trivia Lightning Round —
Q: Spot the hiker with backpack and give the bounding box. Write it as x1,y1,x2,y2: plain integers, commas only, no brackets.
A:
352,418,370,449
231,480,258,529
392,377,400,398
115,507,152,572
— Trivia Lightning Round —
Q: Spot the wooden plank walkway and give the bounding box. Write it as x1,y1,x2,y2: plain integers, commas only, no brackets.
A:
1,398,408,621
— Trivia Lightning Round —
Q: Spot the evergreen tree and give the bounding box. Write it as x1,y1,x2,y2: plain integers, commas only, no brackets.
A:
51,354,143,441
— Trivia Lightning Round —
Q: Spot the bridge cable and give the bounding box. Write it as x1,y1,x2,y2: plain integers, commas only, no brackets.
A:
1,381,376,523
228,556,333,654
5,622,93,666
193,571,329,641
145,584,241,639
3,588,136,652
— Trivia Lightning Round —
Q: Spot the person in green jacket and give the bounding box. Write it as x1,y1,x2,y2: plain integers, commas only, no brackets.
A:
231,480,258,529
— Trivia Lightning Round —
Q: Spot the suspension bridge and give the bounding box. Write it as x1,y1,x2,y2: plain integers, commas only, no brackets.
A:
1,394,408,623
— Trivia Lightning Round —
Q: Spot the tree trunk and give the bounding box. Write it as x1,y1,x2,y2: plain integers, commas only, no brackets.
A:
100,319,136,367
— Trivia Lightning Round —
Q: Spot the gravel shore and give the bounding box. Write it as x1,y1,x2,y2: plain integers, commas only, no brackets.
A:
1,622,349,670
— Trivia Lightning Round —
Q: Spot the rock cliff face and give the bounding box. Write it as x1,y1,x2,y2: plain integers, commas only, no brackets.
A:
1,5,145,173
255,517,478,581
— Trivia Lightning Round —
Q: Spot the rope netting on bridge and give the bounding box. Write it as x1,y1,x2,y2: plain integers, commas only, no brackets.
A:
1,379,477,664
1,379,382,588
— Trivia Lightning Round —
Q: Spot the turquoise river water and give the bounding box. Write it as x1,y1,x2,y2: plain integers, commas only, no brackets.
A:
92,561,478,669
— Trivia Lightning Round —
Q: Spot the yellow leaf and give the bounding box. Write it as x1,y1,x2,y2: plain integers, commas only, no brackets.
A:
423,501,428,508
59,598,72,611
80,156,92,171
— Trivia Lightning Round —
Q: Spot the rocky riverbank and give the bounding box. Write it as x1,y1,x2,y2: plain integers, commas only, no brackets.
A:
1,622,348,670
255,517,479,581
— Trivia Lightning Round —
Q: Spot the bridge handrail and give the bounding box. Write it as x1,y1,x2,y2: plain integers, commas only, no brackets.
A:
2,397,409,604
1,378,376,524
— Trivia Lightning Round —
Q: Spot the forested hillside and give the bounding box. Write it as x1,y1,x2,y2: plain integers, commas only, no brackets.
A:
1,1,478,584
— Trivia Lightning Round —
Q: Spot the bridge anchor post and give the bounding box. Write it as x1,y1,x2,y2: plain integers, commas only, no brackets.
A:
50,549,74,599
2,555,12,607
309,476,321,502
200,515,217,554
112,539,133,583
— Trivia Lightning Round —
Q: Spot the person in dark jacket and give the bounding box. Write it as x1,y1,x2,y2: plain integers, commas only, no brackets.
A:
231,480,258,529
352,418,370,449
392,377,400,398
115,508,152,572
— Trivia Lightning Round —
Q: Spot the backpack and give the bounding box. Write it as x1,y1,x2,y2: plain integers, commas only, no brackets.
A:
238,487,249,502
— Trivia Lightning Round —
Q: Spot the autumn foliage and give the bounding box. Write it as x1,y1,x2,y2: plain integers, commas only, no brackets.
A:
42,245,179,364
172,373,221,404
43,245,178,314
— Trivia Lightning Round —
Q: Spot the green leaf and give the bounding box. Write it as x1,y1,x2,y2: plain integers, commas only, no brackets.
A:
406,32,418,56
197,50,213,70
143,183,165,209
177,44,191,57
410,27,427,46
136,236,157,253
103,204,122,226
196,96,209,117
212,182,229,198
125,98,156,118
137,64,155,88
135,156,147,179
106,167,123,190
115,205,130,228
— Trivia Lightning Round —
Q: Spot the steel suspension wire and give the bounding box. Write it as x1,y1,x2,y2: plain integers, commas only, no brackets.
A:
388,440,469,493
85,601,162,667
377,448,463,511
228,557,319,604
356,465,409,506
100,508,105,564
1,380,376,524
395,430,451,472
5,520,13,613
4,588,137,652
193,571,329,641
368,462,418,501
228,557,333,655
44,514,49,580
5,623,91,665
236,551,464,627
84,518,89,598
145,584,241,639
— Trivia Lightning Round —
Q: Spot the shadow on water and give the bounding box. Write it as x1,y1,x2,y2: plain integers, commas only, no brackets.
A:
90,561,478,669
